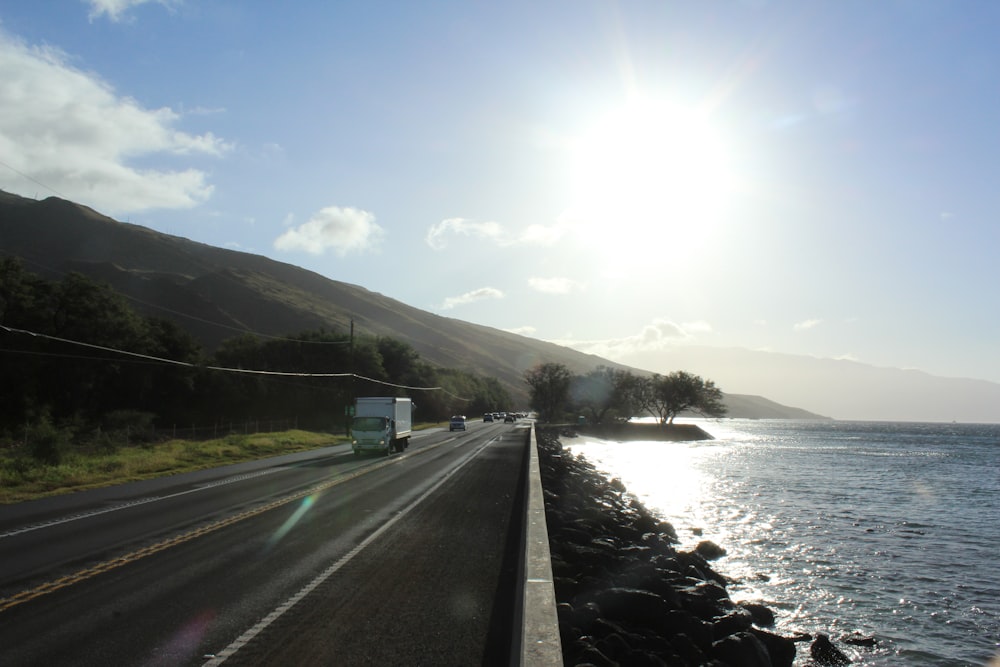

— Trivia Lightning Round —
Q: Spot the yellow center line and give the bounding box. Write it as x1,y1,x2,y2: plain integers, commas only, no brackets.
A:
0,438,457,613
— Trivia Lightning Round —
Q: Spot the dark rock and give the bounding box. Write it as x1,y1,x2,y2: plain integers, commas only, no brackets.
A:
841,632,877,647
711,631,772,667
695,540,728,560
554,576,579,601
620,649,670,666
571,645,618,667
750,628,796,667
811,633,851,665
559,526,597,545
570,601,603,633
661,611,714,649
739,602,776,627
595,631,632,660
669,632,709,665
712,608,754,639
589,587,675,631
536,427,809,667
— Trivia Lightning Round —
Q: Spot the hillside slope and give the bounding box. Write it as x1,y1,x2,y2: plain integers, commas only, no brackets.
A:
0,190,823,418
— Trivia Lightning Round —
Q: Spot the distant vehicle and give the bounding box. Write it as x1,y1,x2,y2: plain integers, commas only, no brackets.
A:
351,397,413,456
483,413,494,422
450,415,467,431
504,413,515,423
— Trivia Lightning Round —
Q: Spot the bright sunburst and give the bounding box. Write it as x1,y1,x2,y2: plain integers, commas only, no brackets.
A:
565,98,735,266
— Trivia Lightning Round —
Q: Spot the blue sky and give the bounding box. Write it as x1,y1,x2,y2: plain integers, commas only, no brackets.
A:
2,0,999,389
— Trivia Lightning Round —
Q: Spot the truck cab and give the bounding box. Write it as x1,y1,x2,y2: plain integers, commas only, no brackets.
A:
351,397,413,456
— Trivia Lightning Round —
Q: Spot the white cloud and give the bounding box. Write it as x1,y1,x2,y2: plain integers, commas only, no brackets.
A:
426,218,502,250
85,0,173,22
551,318,712,358
273,206,384,256
527,277,585,295
517,220,570,245
793,318,822,331
426,215,571,250
0,32,229,214
505,326,537,336
440,287,504,310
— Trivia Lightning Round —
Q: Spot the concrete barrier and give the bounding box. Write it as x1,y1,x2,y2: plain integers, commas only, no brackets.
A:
520,424,562,665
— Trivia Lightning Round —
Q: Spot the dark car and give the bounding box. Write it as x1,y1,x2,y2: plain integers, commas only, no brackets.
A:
449,415,467,431
504,413,515,423
483,413,494,422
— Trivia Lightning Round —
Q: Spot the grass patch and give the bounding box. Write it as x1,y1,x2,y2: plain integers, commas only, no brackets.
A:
0,429,348,505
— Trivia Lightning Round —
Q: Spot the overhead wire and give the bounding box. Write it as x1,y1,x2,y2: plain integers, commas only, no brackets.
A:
0,324,471,401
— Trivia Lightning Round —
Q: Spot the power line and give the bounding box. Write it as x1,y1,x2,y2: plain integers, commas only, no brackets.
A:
0,159,68,199
0,324,470,400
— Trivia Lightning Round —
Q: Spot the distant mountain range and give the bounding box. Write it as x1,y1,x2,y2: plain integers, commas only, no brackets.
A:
615,345,1000,423
5,188,945,422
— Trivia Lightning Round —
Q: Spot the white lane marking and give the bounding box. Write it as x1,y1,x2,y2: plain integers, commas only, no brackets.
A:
0,468,282,540
203,437,495,665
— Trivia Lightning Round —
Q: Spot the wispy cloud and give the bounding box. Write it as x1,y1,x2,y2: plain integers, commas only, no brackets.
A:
551,318,712,357
0,31,229,214
426,215,571,250
440,287,504,310
527,277,585,295
517,219,571,245
273,206,384,256
85,0,173,22
425,218,502,250
793,318,822,331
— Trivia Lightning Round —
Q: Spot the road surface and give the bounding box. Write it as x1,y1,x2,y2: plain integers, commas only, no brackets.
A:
0,420,531,666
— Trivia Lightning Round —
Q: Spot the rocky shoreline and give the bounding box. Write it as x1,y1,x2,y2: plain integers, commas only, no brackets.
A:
536,426,858,666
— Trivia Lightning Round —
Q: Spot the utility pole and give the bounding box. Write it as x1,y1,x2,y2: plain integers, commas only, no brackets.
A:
347,318,355,436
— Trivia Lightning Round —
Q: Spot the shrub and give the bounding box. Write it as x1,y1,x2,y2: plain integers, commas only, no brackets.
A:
27,416,70,465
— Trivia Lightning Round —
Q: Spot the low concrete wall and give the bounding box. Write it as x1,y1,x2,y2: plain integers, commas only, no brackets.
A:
520,424,563,666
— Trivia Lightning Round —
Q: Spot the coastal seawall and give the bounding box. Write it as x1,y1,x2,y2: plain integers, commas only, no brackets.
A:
536,425,856,666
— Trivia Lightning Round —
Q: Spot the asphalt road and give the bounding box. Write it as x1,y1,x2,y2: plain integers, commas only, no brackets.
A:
0,420,531,666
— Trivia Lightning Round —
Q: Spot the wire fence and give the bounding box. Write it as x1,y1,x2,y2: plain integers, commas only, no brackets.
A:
147,418,306,442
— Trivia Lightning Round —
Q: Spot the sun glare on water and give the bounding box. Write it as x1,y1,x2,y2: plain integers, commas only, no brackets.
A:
564,99,736,267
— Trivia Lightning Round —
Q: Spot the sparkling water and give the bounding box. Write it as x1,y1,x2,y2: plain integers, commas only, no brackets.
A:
562,420,1000,666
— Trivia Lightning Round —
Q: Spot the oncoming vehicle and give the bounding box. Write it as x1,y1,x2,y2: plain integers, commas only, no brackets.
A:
449,415,467,431
483,413,494,422
351,397,413,456
504,413,515,423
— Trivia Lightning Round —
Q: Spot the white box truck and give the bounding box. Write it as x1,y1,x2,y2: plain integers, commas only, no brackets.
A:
351,397,413,456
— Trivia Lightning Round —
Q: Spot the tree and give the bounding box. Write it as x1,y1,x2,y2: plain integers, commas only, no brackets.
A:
571,366,640,424
524,362,572,423
644,370,727,424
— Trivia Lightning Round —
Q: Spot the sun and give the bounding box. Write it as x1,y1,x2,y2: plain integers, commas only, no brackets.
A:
564,98,735,265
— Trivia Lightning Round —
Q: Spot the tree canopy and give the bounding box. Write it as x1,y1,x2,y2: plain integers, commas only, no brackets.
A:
523,362,572,423
0,259,510,448
642,370,727,424
525,361,726,425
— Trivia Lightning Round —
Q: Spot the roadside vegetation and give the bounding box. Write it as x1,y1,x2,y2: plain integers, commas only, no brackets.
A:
0,258,511,488
0,427,349,504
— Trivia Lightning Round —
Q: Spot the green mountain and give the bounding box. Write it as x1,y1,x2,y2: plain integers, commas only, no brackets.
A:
0,190,825,419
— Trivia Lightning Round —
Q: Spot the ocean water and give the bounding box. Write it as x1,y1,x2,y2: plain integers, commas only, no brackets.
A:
562,420,1000,666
